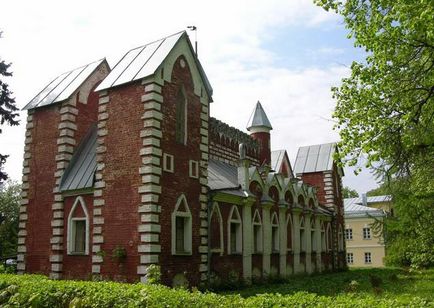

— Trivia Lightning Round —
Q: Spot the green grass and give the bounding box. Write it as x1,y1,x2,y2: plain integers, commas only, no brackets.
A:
0,268,432,307
224,267,434,301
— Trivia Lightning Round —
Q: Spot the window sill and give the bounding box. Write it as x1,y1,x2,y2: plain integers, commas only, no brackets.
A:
173,251,192,256
67,252,88,256
229,252,242,256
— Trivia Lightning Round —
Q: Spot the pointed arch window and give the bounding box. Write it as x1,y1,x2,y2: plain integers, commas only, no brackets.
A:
311,219,317,252
287,215,293,251
298,195,305,208
67,196,89,255
252,210,263,253
172,194,192,255
210,202,224,255
300,217,306,252
271,212,279,252
175,86,187,144
228,206,242,254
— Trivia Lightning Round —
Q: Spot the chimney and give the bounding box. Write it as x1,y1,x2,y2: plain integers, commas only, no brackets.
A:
362,193,368,207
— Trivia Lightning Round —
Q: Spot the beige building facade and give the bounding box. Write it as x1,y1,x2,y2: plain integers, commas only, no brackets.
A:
344,195,391,267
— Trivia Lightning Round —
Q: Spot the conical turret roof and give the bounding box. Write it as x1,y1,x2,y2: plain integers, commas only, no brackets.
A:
246,101,273,131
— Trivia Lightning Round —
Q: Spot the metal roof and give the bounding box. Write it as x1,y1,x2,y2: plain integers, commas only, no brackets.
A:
271,150,285,172
246,101,272,131
344,201,385,218
207,159,239,190
95,31,213,98
293,142,337,174
60,125,97,192
23,59,106,110
344,195,392,207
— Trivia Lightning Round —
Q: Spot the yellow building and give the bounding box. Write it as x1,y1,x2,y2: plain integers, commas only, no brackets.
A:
344,195,391,267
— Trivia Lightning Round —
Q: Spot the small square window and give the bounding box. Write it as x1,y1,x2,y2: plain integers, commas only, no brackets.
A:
163,153,174,173
189,160,199,178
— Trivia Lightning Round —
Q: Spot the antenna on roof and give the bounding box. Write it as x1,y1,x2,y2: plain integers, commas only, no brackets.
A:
187,26,198,57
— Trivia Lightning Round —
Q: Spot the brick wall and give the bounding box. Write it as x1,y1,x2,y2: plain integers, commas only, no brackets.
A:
159,56,203,286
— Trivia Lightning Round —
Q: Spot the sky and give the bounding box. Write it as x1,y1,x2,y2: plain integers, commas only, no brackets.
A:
0,0,381,194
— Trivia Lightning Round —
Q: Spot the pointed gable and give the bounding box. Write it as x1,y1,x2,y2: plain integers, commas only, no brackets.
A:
95,31,212,100
23,59,108,110
271,149,294,178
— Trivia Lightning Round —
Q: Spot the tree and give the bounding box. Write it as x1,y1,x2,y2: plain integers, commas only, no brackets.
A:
0,181,20,259
342,186,359,198
315,0,434,268
0,31,20,183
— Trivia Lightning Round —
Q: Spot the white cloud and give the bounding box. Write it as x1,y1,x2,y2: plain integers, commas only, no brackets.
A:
0,0,377,192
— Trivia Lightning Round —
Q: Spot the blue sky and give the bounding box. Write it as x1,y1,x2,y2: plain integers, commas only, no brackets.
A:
0,0,380,194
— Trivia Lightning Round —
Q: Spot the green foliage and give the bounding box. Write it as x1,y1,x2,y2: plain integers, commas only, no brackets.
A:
0,181,20,259
0,268,433,307
146,264,161,285
343,186,359,198
0,31,20,183
315,0,434,269
111,246,127,263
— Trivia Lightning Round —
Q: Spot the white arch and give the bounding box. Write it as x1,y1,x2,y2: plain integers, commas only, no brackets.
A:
172,194,192,255
227,205,242,254
67,196,89,255
209,202,224,255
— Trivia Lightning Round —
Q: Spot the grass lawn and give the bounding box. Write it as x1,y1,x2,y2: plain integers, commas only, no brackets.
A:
224,267,434,302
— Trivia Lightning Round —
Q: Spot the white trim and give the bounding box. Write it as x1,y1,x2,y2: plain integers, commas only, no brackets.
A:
227,205,242,254
171,194,192,255
67,196,89,255
252,209,263,253
189,160,199,178
209,202,224,255
163,153,174,173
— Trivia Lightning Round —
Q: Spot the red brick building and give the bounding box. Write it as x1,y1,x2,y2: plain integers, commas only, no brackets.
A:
18,31,346,287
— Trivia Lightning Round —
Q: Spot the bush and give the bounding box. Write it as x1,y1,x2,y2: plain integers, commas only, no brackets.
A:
0,270,432,307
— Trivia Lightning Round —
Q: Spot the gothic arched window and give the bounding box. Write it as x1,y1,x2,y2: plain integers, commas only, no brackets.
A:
175,87,187,144
67,196,89,255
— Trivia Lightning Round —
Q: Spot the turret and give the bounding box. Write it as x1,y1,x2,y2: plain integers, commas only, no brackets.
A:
247,101,273,165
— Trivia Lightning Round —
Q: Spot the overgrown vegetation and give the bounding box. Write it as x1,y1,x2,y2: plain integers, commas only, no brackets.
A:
0,268,432,307
315,0,434,268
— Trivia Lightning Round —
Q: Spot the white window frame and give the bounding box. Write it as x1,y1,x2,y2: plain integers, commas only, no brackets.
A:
252,209,263,253
163,153,174,173
271,212,279,253
345,228,353,240
364,252,372,264
347,252,354,264
189,160,199,178
363,227,371,240
227,205,242,254
209,202,224,255
67,196,89,255
171,194,192,255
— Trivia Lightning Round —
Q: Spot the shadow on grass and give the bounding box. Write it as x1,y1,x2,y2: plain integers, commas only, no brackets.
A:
223,267,434,299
